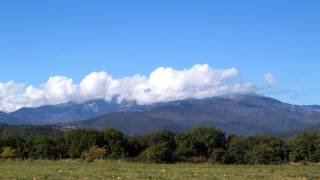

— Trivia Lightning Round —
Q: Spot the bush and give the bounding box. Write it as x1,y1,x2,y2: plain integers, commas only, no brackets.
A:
1,147,15,159
82,145,107,162
141,142,175,163
210,148,226,163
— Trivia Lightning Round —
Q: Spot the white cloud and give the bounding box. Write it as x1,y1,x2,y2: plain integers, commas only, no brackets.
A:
264,73,276,86
79,72,113,100
0,64,257,112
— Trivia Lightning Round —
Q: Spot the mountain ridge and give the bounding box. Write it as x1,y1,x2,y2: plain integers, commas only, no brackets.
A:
65,95,320,135
1,95,320,135
2,99,151,125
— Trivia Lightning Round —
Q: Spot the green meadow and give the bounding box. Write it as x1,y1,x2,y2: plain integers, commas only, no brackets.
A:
0,160,320,180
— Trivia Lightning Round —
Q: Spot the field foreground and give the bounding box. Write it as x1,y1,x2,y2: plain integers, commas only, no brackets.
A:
0,160,320,180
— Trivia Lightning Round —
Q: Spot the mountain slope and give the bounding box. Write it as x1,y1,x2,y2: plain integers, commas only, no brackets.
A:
2,95,320,135
6,100,149,125
67,112,188,135
67,95,320,135
0,111,22,124
278,123,320,138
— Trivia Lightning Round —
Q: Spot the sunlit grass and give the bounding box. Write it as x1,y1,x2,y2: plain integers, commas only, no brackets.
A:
0,160,320,179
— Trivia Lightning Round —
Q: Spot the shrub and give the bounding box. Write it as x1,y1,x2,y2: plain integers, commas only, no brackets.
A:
82,145,107,162
1,147,15,159
141,143,175,163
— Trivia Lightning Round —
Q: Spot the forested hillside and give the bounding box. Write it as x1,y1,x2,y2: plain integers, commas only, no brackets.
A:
0,124,65,137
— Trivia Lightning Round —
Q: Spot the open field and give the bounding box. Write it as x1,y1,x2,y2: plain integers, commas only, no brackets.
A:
0,161,320,180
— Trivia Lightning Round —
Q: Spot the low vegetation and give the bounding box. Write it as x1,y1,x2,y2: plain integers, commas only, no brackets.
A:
1,125,320,164
0,160,320,179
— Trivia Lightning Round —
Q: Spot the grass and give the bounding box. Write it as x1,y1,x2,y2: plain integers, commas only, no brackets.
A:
0,160,320,180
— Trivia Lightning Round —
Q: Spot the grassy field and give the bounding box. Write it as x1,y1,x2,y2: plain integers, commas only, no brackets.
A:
0,160,320,180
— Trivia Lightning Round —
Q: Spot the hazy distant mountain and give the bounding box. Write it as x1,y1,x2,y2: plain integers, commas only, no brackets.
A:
66,95,320,135
3,99,150,125
0,111,22,124
301,105,320,112
0,111,9,122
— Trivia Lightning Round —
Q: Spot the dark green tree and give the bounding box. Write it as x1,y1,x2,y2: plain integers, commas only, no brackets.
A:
141,130,176,163
64,129,102,159
103,129,129,159
288,132,320,162
224,135,250,164
247,136,288,164
175,126,226,161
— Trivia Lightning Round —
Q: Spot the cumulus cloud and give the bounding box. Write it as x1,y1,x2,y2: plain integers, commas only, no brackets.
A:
79,72,113,100
264,73,276,86
0,64,257,112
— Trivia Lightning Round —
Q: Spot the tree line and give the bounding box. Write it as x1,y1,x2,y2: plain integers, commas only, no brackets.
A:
0,126,320,164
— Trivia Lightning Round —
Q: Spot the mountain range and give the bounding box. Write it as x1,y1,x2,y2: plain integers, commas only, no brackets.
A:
0,99,150,125
1,95,320,135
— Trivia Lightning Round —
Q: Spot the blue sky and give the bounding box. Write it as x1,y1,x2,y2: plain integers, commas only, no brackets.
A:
0,0,319,105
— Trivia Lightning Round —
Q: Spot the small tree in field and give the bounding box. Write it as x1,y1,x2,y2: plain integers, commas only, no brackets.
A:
1,147,15,159
82,145,107,162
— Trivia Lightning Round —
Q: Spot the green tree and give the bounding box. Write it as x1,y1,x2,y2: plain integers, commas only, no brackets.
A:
288,132,320,162
175,126,226,161
247,136,287,164
127,135,148,157
64,129,102,159
224,135,250,164
24,137,61,160
103,129,129,159
141,130,176,163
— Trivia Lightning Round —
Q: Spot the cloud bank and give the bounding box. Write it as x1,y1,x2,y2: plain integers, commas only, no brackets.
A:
0,64,257,112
